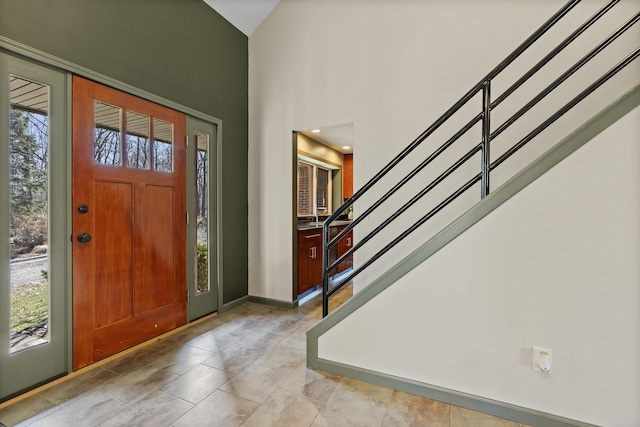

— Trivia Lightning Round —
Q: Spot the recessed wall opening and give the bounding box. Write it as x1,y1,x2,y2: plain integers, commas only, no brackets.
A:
292,124,354,301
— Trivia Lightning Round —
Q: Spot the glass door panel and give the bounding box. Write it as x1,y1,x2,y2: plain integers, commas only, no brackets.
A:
153,118,173,172
125,110,150,169
195,131,209,295
1,52,67,402
8,76,50,354
186,116,217,321
94,101,122,165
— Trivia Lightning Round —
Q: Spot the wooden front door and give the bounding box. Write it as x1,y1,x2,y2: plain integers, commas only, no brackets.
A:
72,76,186,370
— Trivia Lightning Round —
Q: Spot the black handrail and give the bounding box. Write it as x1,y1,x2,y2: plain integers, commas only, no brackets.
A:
323,0,582,224
327,174,482,300
492,46,640,171
329,144,483,291
321,0,639,317
491,11,640,142
328,112,483,250
491,0,619,109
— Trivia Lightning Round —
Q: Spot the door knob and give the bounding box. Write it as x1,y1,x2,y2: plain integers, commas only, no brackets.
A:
77,233,92,243
77,204,89,214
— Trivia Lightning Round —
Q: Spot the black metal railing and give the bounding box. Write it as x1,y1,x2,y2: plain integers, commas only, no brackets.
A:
322,0,639,316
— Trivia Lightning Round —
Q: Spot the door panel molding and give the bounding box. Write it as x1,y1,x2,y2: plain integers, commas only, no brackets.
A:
93,180,134,327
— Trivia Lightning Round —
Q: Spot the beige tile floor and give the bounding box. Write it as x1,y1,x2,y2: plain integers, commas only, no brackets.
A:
0,285,531,426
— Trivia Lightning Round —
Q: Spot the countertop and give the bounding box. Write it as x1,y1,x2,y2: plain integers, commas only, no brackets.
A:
297,220,352,231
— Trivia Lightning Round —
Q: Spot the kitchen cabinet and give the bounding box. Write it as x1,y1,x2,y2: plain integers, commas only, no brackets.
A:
327,226,339,276
297,223,355,296
343,154,353,199
337,225,354,273
298,229,323,294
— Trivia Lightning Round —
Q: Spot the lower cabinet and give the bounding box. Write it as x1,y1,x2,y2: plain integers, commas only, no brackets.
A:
337,226,354,273
298,229,322,294
297,225,355,296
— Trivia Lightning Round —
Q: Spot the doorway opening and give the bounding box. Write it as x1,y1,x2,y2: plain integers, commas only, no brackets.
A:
292,124,354,301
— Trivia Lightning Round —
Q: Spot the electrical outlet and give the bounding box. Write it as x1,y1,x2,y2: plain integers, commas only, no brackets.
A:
533,346,552,373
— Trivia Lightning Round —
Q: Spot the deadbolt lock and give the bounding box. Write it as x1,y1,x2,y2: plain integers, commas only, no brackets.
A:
77,233,92,243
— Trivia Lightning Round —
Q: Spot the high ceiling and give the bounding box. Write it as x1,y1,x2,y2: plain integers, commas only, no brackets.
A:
200,1,355,154
202,0,280,36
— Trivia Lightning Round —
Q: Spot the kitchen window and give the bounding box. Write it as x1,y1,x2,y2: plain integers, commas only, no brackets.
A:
297,159,332,217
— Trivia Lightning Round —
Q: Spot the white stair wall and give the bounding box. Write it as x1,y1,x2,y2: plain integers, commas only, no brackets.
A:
318,104,640,427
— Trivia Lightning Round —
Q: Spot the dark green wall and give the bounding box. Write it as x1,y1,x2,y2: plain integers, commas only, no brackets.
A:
0,0,248,304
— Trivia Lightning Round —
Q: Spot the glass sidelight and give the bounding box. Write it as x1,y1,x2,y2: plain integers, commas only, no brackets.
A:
186,116,217,321
2,53,73,402
8,76,50,354
195,131,209,295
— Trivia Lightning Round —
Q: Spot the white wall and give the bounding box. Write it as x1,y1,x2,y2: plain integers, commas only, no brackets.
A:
248,0,639,301
248,0,640,423
318,105,640,426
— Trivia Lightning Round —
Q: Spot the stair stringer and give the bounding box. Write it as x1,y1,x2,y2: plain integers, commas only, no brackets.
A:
307,82,640,427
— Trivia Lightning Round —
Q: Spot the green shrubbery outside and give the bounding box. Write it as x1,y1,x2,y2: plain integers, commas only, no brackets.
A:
197,243,208,293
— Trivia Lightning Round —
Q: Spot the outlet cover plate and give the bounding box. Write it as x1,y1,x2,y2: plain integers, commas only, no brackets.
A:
533,346,553,373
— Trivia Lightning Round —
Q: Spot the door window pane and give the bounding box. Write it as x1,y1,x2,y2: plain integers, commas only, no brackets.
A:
126,111,150,169
195,132,209,294
94,101,122,165
8,76,50,353
153,118,173,172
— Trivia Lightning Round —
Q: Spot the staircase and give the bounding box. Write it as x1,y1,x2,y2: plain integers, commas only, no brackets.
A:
308,1,640,426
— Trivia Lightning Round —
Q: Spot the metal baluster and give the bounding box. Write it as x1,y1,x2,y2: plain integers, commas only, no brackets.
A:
481,80,491,198
322,222,330,317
